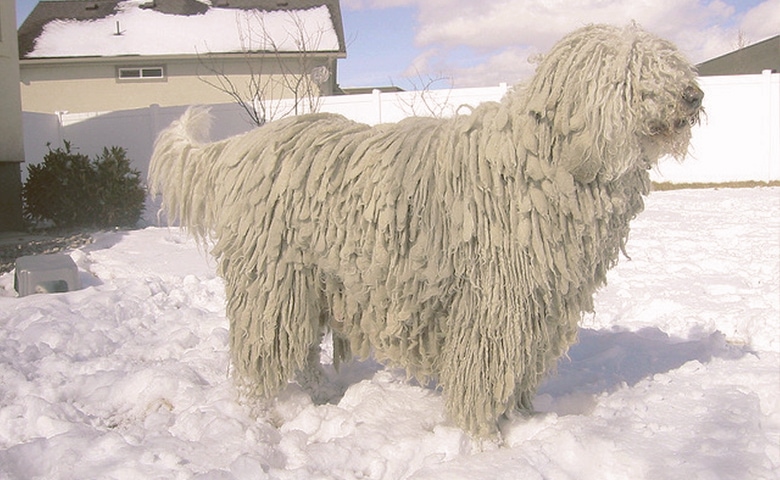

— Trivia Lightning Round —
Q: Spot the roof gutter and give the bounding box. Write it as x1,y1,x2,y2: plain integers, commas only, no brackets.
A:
20,50,347,65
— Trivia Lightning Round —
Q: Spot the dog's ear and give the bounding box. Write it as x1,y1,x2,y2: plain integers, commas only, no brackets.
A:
524,25,642,183
553,76,638,183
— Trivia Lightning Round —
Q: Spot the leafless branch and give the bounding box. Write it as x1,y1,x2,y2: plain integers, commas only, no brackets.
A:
196,10,331,127
394,70,455,119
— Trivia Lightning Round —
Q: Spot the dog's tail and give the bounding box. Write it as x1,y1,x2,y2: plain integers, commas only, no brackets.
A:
149,106,223,239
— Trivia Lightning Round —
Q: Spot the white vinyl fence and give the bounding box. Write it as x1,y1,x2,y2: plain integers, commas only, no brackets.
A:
20,72,780,222
652,70,779,184
22,84,513,183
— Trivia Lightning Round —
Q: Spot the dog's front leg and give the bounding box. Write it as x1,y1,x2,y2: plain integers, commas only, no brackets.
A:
438,275,530,437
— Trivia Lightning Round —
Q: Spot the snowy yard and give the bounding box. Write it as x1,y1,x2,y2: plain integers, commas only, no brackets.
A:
0,187,778,479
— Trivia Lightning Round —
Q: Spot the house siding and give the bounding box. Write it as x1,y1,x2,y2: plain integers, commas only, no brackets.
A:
17,0,346,115
1,1,25,230
1,3,25,160
20,55,337,114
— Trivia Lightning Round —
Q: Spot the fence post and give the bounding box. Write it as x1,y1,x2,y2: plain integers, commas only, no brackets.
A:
764,70,780,181
55,111,66,149
149,104,161,147
372,89,382,125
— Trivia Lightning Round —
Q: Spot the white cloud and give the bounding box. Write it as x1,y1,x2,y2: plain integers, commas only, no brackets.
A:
412,0,737,53
445,46,539,87
739,0,780,42
347,0,778,86
341,0,417,10
404,0,735,84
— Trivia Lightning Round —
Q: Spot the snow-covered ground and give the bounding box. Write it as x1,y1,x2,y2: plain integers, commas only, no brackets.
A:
1,187,778,479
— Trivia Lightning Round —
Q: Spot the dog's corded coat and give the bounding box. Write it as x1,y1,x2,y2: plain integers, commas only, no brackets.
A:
149,24,702,436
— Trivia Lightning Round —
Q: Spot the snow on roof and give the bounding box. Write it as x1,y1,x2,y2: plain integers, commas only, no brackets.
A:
27,0,340,58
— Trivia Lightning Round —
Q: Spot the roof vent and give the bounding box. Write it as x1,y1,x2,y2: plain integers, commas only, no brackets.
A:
277,2,289,6
85,3,99,10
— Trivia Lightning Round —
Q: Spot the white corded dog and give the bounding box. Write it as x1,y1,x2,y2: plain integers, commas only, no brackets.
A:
149,23,702,436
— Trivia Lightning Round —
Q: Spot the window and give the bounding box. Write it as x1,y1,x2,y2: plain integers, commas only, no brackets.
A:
117,66,165,80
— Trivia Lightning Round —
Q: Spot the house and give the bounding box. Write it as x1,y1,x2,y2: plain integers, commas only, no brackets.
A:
1,1,25,231
17,0,347,115
697,34,779,76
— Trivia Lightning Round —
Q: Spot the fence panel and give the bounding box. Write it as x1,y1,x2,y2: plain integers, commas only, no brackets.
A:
653,71,779,183
22,73,779,200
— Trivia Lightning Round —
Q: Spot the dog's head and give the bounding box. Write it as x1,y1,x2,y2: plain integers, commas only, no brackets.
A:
523,23,703,183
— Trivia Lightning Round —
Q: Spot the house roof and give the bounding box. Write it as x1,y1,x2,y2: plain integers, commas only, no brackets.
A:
696,34,779,76
18,0,346,59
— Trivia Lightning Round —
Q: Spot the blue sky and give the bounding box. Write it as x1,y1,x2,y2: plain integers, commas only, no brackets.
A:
15,0,780,88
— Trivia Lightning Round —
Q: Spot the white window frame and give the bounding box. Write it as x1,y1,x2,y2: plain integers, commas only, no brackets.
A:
117,66,165,80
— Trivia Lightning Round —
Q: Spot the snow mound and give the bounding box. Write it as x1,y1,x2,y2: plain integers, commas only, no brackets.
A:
1,188,778,478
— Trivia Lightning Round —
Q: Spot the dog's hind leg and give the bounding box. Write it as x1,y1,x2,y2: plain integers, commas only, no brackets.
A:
294,331,330,404
229,262,324,398
295,279,357,404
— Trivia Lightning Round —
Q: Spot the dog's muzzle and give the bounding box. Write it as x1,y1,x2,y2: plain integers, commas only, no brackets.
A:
641,83,703,163
682,85,703,111
654,84,704,134
680,84,704,127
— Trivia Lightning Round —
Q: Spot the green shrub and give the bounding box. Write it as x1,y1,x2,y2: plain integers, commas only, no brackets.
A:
22,142,145,229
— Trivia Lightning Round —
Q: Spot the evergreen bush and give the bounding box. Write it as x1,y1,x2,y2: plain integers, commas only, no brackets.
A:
22,142,145,229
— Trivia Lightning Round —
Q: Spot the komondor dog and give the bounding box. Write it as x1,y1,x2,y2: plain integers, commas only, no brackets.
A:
149,23,702,436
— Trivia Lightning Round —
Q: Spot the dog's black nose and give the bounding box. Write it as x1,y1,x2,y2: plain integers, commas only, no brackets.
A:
682,85,703,109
